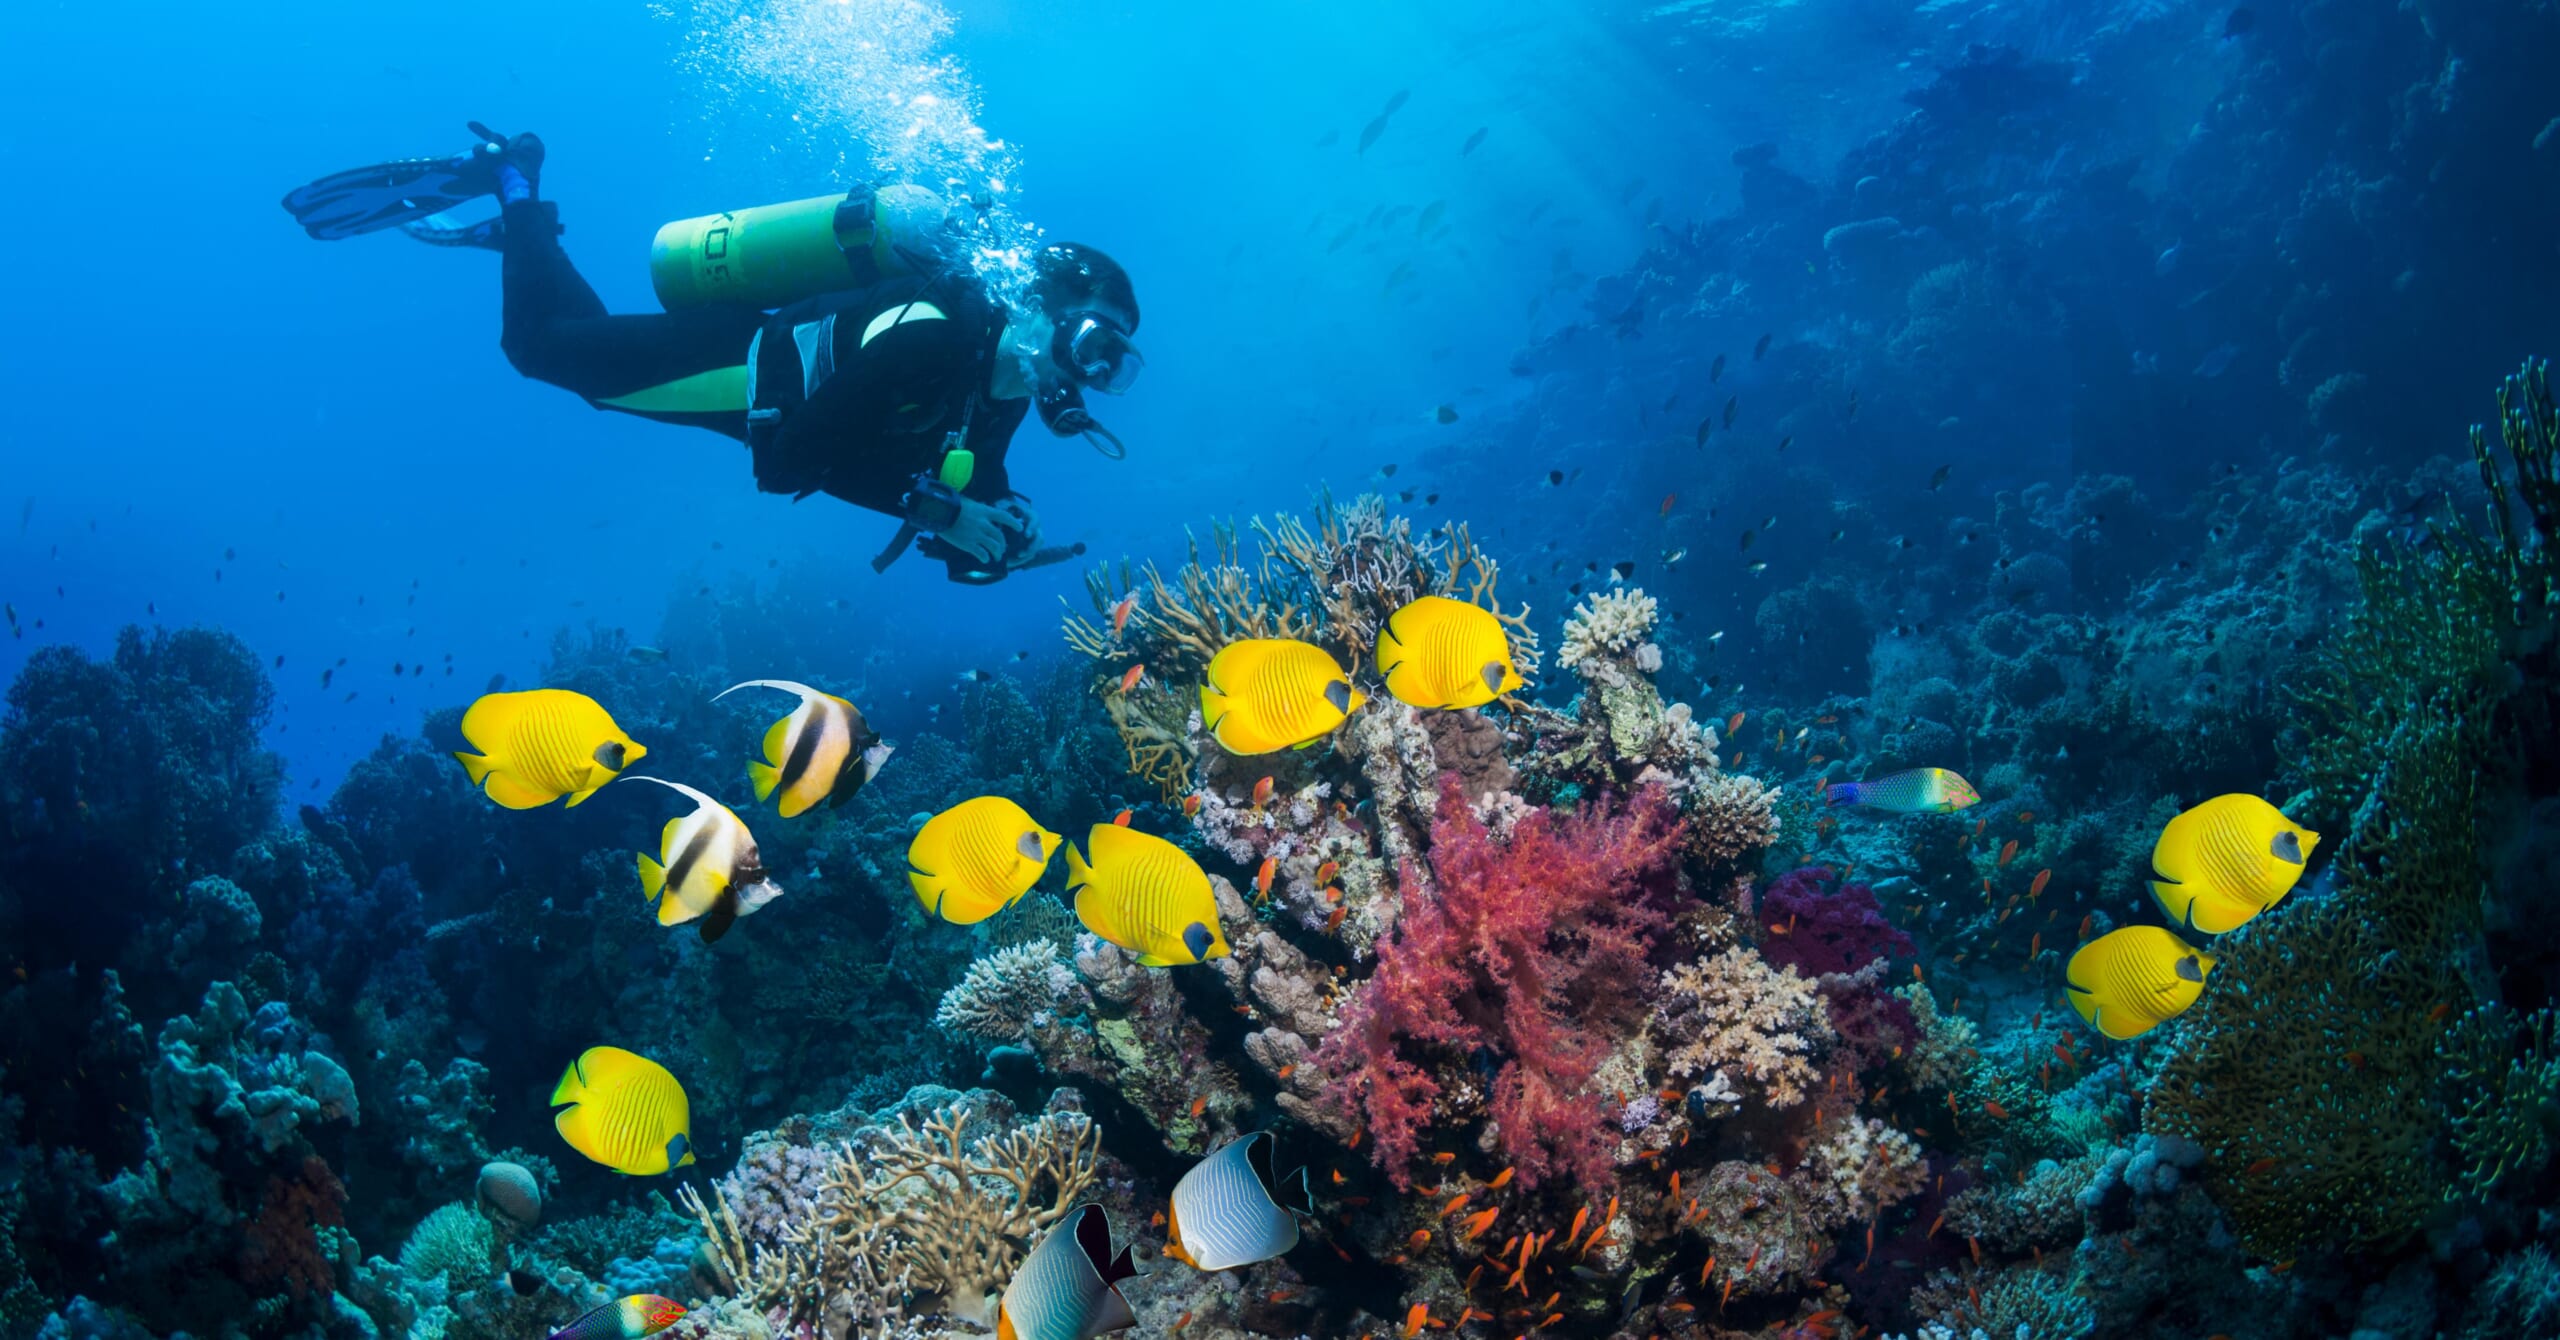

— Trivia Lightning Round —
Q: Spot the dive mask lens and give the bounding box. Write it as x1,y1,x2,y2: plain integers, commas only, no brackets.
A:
1063,315,1144,394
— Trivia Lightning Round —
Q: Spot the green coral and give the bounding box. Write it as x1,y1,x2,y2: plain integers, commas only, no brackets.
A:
398,1202,499,1287
2438,1003,2560,1197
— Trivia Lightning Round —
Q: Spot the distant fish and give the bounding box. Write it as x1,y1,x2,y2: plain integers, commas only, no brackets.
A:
2192,343,2240,379
1710,353,1727,383
1694,418,1712,448
551,1046,693,1176
1358,114,1391,154
1826,767,1979,814
1434,404,1460,424
626,646,667,664
453,689,646,810
548,1296,685,1340
629,777,783,944
908,796,1060,925
1461,126,1488,155
1754,332,1772,359
1723,396,1738,429
1929,464,1953,491
1167,1132,1308,1271
2067,926,2215,1040
996,1204,1139,1340
1417,200,1446,234
1382,88,1410,116
1777,435,1794,453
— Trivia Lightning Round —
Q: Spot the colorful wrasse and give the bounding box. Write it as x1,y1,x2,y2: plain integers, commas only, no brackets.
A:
1825,767,1980,814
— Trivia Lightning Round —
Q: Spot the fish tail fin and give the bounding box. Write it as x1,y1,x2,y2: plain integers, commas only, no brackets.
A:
637,852,667,899
747,759,780,803
453,751,496,785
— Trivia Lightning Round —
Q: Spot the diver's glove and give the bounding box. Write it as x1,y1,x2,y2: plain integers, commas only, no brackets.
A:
933,495,1020,566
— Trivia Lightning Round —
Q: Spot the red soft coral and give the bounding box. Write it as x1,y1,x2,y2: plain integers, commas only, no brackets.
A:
1758,865,1914,978
1317,780,1683,1192
237,1154,346,1300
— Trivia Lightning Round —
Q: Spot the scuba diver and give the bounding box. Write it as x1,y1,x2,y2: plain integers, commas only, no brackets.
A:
281,122,1140,583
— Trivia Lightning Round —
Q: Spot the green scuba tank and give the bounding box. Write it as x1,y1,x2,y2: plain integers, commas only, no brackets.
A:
650,184,950,312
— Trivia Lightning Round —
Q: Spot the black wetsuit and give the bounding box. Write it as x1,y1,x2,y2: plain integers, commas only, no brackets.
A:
495,199,1030,517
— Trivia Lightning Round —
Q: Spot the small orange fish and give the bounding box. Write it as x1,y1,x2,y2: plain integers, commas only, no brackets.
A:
1315,859,1339,884
1566,1206,1589,1245
1440,1193,1471,1217
1488,1167,1514,1190
2270,1259,2296,1274
1927,1212,1943,1237
1726,711,1745,736
1984,1098,2009,1119
2244,1157,2280,1176
1406,1229,1431,1248
1430,1151,1457,1165
1808,1310,1841,1326
2430,1002,2454,1022
1188,1095,1207,1119
1269,1289,1295,1304
1252,776,1276,807
1119,663,1145,693
1111,593,1137,635
1112,808,1133,827
2054,1041,2076,1067
1721,1280,1736,1308
1462,1206,1500,1239
1968,1235,1982,1263
1401,1304,1430,1338
2076,913,2093,940
1661,493,1677,516
1997,839,2019,867
1276,1063,1297,1081
1325,886,1343,903
2017,810,2035,823
1174,1310,1192,1330
1665,1302,1695,1314
1182,794,1202,818
1810,753,1826,766
1325,906,1347,933
2345,1050,2366,1069
1256,856,1278,895
2028,931,2042,961
2029,868,2051,898
1668,1170,1682,1199
1912,964,1925,982
1541,1314,1565,1328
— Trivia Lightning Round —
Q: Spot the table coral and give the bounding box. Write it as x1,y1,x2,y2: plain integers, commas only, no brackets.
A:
1315,780,1683,1191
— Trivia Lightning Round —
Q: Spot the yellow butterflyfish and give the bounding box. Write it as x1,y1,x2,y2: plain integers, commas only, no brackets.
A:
1374,595,1524,710
907,796,1060,925
2148,793,2321,934
2065,926,2215,1040
550,1045,693,1175
1199,639,1364,755
452,688,645,809
1065,824,1230,966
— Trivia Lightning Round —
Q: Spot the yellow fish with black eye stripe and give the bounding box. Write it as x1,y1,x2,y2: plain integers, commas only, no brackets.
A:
2066,925,2215,1040
716,679,894,818
452,688,646,809
1066,824,1230,966
908,796,1061,925
2148,793,2321,934
1199,638,1364,755
1374,595,1525,710
550,1045,693,1175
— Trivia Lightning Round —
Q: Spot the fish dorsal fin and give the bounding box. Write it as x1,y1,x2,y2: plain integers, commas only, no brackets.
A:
714,678,822,705
625,775,718,813
2270,829,2304,864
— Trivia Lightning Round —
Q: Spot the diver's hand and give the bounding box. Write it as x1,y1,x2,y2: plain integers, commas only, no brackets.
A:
994,497,1042,559
933,496,1016,565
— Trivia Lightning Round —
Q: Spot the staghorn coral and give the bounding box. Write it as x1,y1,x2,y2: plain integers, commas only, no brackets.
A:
1653,945,1831,1108
1945,1148,2111,1252
933,942,1089,1045
687,1098,1100,1337
1910,1261,2094,1339
1316,780,1683,1191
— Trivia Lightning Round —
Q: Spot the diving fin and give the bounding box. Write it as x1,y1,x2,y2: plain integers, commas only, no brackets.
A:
281,122,536,241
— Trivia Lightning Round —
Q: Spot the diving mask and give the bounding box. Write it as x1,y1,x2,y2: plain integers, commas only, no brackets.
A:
1054,312,1144,394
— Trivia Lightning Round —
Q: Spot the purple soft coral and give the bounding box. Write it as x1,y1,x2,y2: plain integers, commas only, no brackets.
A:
1757,865,1915,977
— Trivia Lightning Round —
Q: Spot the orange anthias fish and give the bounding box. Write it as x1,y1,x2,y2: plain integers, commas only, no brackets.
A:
1487,1167,1515,1190
1315,859,1340,885
1983,1098,2010,1119
1462,1206,1501,1239
1182,794,1202,818
1256,857,1278,896
1324,906,1347,933
1400,1304,1430,1338
1725,711,1745,736
1119,663,1146,693
2029,868,2052,898
1112,808,1133,827
1111,593,1137,636
1252,776,1276,807
1998,839,2019,868
1660,494,1677,516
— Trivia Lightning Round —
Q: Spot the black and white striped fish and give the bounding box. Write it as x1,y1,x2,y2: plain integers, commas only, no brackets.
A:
629,778,784,944
716,679,893,819
1166,1131,1309,1271
996,1204,1137,1340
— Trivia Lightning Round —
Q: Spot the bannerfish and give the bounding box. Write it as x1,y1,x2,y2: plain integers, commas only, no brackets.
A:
1825,767,1980,814
908,796,1061,925
628,778,783,944
2065,926,2216,1040
1200,639,1366,755
452,689,646,809
1067,824,1231,966
1375,595,1524,711
1167,1131,1309,1271
716,679,894,818
550,1046,694,1175
996,1204,1138,1340
548,1295,686,1340
2148,793,2322,934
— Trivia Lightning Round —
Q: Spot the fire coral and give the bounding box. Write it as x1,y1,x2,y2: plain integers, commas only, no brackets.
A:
1317,779,1683,1191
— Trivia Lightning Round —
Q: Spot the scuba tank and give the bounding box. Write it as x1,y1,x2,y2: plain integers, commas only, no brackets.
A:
650,184,951,312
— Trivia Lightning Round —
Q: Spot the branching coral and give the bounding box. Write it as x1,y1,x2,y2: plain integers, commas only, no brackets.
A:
1910,1261,2094,1339
933,943,1088,1045
2438,1003,2560,1198
1316,781,1683,1190
1653,946,1831,1108
687,1101,1101,1335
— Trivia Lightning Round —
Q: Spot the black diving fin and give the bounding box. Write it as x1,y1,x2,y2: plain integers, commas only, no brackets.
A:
280,121,514,241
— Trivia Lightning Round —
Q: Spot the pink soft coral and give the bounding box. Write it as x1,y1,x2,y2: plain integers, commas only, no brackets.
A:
1757,865,1913,978
1316,780,1683,1191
